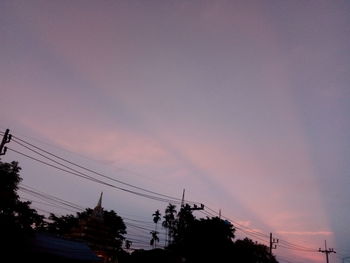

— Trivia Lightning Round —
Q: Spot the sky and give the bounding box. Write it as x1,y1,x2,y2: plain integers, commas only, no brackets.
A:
1,0,349,262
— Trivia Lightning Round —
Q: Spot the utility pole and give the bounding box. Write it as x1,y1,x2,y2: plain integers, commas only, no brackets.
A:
189,203,204,211
319,240,336,263
269,233,279,254
0,129,11,157
180,189,204,211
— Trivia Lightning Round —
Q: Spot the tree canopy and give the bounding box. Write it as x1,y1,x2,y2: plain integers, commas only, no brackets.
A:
46,207,127,251
0,161,44,235
0,160,278,263
156,203,278,263
0,161,44,252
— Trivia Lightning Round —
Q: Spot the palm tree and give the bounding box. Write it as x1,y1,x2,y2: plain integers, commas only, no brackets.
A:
150,230,159,248
152,209,161,232
162,203,177,246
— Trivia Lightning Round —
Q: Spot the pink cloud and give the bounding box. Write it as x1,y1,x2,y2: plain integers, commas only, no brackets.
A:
236,220,251,227
19,118,176,169
277,251,325,263
277,231,333,236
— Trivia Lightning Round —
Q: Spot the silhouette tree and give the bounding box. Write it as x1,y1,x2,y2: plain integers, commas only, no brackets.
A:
172,216,236,263
0,161,44,231
150,230,160,248
162,203,177,246
102,209,127,245
46,207,127,251
0,161,44,255
234,238,278,263
174,204,195,245
152,209,161,231
46,213,78,235
125,240,132,250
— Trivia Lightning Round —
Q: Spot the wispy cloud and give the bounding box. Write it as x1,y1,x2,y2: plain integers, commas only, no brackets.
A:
277,231,333,236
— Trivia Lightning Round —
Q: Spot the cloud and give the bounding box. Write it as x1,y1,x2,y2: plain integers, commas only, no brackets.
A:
19,118,176,169
277,231,333,236
236,220,251,227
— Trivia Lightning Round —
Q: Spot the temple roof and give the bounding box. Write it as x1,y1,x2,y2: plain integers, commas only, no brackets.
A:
31,233,101,262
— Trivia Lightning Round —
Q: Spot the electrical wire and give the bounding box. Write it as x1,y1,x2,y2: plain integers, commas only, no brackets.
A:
12,136,195,204
8,147,185,204
21,197,80,213
11,145,320,254
2,131,331,257
202,206,318,253
18,183,166,245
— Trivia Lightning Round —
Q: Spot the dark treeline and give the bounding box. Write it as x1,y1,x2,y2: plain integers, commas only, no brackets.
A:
0,160,278,263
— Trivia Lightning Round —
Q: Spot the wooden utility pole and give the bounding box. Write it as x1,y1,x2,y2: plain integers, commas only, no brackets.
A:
319,240,336,263
269,233,278,254
0,129,11,157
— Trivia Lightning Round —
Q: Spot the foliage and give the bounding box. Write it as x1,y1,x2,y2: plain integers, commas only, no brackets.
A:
0,161,44,238
46,213,79,235
151,209,162,248
0,160,45,256
234,238,278,263
174,204,195,244
98,209,127,241
0,160,278,262
152,209,161,229
46,207,127,250
150,230,160,248
173,216,235,263
157,203,278,263
162,203,177,245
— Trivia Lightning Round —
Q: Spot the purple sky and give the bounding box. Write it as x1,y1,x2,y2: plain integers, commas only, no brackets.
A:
1,1,349,262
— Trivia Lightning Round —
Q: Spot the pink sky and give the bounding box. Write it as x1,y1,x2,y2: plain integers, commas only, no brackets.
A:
1,1,349,262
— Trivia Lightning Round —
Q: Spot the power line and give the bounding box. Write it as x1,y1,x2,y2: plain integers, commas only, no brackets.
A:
276,255,308,263
122,217,154,226
198,209,270,246
8,147,185,204
12,136,193,204
19,184,85,211
3,131,329,257
203,206,318,253
20,197,80,213
205,206,269,238
18,184,166,242
319,240,336,263
8,136,204,205
32,206,59,216
10,149,319,255
1,129,158,188
20,186,165,250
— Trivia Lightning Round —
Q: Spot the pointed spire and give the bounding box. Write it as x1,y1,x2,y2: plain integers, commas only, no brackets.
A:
181,189,185,207
93,192,104,219
96,192,103,208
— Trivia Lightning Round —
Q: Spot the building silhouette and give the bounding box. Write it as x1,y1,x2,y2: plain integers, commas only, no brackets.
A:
69,193,117,262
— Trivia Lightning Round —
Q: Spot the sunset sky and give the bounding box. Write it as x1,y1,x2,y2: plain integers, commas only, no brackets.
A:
1,1,349,262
